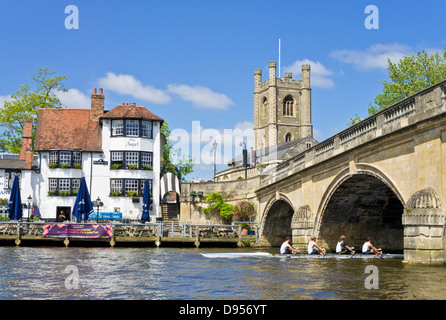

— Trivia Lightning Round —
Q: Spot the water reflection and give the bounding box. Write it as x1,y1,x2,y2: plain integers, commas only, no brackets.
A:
0,247,444,299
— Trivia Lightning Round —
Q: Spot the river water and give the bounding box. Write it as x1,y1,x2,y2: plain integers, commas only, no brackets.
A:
0,246,444,300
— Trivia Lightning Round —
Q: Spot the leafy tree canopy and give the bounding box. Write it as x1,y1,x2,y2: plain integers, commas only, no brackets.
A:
0,67,67,153
348,49,446,126
203,192,234,222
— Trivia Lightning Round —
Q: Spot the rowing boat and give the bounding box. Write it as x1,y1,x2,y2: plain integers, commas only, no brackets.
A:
200,252,404,259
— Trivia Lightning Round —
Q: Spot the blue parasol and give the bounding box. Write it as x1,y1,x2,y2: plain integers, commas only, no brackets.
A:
141,179,151,223
8,175,22,221
72,177,93,222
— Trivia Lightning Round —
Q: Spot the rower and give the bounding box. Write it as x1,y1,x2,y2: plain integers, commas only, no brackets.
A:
280,236,299,255
308,236,326,255
336,235,355,254
362,237,382,255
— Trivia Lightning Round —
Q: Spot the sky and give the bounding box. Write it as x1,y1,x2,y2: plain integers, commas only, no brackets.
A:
0,0,445,180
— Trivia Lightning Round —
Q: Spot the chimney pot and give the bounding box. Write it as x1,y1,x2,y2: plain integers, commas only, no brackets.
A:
93,88,97,94
99,88,103,94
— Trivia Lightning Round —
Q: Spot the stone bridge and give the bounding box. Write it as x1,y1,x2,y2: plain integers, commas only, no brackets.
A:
182,80,446,263
256,80,446,263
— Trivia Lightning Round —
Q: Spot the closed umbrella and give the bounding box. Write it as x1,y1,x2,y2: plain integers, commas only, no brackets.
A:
141,179,151,223
72,177,93,222
8,175,22,221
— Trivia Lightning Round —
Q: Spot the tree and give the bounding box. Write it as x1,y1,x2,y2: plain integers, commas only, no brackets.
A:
232,200,256,222
348,49,446,126
203,192,234,223
161,121,194,181
0,67,67,153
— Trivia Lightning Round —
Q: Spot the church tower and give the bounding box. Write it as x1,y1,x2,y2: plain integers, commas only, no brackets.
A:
254,62,312,150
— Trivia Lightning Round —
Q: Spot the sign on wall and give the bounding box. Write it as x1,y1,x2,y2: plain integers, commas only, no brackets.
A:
42,224,112,238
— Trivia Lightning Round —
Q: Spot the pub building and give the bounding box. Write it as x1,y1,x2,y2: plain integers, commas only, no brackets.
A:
1,89,164,222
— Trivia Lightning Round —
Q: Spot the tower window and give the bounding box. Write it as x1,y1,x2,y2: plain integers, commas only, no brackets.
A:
262,98,268,119
283,96,294,116
285,133,293,142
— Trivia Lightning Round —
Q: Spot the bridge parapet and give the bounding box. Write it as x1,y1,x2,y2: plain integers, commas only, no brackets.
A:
260,80,446,187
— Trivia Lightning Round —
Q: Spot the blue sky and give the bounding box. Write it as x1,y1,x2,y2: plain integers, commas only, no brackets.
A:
1,0,445,180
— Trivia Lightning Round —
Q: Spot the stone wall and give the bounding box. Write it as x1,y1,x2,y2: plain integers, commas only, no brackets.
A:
180,177,260,224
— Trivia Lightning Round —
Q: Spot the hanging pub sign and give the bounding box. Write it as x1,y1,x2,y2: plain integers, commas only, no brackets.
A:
93,159,108,165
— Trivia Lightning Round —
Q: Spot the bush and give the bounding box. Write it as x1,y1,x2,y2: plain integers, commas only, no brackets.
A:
232,200,256,222
203,192,234,223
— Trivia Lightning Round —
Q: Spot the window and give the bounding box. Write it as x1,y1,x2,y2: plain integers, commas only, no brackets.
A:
110,119,154,139
73,152,82,165
126,120,139,136
283,96,294,116
110,179,123,194
110,151,153,170
126,152,139,167
262,98,268,119
125,179,139,196
112,120,124,136
59,179,71,192
109,179,152,197
285,133,293,142
59,151,71,166
49,179,58,192
50,151,58,165
141,121,153,138
72,179,81,191
48,178,80,195
141,152,152,167
140,179,152,195
48,150,82,168
4,171,20,189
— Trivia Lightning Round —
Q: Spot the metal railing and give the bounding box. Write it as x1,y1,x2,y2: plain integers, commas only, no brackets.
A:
0,221,256,242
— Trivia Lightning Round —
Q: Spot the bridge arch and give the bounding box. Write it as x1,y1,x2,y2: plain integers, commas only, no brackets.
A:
260,193,295,246
315,164,406,251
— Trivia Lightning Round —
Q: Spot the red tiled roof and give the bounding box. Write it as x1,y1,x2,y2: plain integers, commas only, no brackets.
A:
35,109,102,152
101,103,164,122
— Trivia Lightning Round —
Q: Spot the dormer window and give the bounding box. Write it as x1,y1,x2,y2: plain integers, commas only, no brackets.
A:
111,119,153,139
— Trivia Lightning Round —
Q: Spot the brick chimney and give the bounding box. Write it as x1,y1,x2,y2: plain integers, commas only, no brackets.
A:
90,88,104,122
18,118,34,169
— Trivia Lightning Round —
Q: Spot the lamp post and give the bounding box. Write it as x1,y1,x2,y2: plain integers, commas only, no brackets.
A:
240,141,247,179
212,140,218,182
93,197,102,223
27,195,32,222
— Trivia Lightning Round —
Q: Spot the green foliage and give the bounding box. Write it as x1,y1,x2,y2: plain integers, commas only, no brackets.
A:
0,67,67,153
372,50,446,112
348,49,446,125
161,121,194,182
203,192,235,222
232,200,256,222
347,114,363,127
348,49,446,126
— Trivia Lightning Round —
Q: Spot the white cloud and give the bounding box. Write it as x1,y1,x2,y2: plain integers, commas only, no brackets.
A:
284,59,335,88
330,43,413,70
57,89,90,108
167,84,235,109
98,72,171,104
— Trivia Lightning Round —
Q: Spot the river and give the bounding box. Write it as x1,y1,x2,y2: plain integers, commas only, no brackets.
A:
0,246,444,300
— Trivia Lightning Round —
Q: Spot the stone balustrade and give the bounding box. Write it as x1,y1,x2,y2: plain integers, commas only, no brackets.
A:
260,80,446,187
